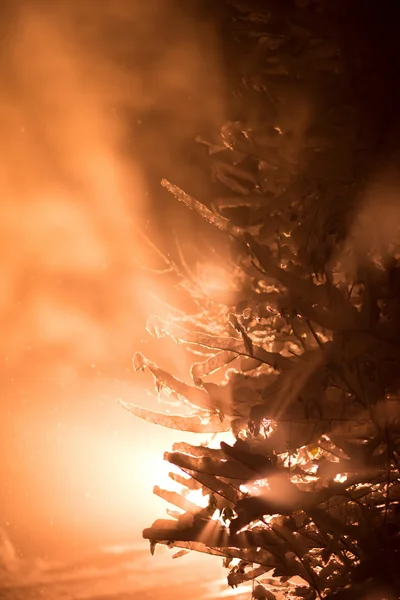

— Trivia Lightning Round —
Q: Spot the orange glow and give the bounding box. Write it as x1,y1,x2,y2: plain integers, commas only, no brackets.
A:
197,263,232,294
185,489,210,509
0,0,225,566
196,262,240,304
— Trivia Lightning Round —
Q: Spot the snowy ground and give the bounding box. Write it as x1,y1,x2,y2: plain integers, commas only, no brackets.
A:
0,540,251,600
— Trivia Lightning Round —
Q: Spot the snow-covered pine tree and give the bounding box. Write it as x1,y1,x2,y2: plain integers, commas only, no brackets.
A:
122,1,400,598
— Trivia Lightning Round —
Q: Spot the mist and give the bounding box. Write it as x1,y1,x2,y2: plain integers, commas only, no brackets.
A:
0,0,226,560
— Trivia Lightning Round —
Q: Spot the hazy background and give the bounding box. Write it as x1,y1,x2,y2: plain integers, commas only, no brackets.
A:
0,0,228,562
3,0,400,576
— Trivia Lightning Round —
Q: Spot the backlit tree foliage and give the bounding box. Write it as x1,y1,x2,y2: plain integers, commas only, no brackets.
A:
123,2,400,598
